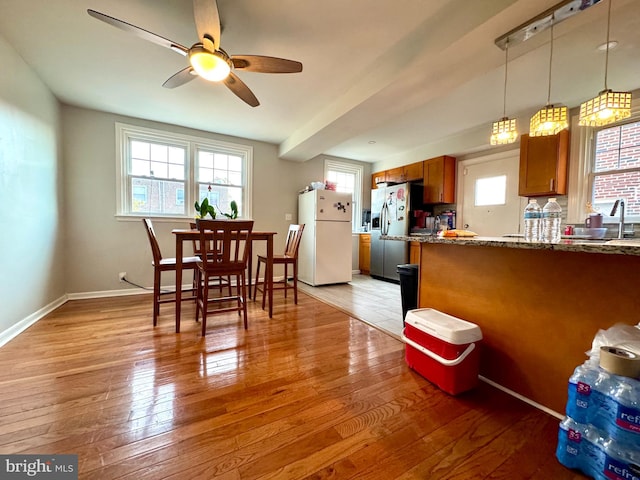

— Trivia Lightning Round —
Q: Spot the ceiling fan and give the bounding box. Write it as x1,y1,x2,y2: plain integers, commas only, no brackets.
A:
87,0,303,107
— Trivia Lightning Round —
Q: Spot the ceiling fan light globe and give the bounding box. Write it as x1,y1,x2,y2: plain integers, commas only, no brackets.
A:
189,48,231,81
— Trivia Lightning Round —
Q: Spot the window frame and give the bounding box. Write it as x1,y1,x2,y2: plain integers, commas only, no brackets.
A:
324,159,363,231
567,102,640,225
115,122,253,221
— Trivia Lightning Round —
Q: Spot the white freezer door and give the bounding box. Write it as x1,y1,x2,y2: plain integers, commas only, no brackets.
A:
314,221,352,285
316,190,352,222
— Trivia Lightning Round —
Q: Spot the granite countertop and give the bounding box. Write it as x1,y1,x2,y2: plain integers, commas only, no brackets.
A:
383,234,640,256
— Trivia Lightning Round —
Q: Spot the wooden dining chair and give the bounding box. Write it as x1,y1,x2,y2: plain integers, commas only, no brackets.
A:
253,224,305,308
195,219,254,336
190,222,232,296
142,218,200,327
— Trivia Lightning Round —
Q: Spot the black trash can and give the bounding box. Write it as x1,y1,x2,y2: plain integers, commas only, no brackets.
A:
397,264,419,325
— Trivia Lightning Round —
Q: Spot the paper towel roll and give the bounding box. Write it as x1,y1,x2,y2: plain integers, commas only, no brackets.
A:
599,346,640,378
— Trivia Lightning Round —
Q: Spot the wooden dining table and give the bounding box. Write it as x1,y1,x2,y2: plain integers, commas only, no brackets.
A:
171,228,277,333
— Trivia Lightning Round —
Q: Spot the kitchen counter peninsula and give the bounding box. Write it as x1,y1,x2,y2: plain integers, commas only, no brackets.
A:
383,234,640,414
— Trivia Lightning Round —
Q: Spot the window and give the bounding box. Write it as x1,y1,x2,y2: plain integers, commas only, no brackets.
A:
475,175,507,206
116,123,253,219
324,160,363,230
590,120,640,221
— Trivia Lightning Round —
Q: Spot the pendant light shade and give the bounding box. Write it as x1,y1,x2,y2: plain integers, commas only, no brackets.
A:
579,0,631,127
490,41,518,145
529,14,568,136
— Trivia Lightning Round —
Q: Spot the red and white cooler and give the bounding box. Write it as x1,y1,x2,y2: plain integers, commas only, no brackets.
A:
402,308,482,395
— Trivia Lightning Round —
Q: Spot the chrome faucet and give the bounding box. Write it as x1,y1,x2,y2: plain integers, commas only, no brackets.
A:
609,199,625,239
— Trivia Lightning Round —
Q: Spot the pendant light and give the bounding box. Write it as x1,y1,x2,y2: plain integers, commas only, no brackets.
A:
529,14,568,136
578,0,631,127
490,40,518,145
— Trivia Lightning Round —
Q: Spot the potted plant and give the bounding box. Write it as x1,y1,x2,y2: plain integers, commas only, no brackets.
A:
194,198,216,227
221,200,239,220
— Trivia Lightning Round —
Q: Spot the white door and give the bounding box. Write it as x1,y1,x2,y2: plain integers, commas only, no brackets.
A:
458,151,524,236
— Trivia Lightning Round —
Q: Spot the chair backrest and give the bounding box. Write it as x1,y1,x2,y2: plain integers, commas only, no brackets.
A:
142,218,163,264
197,220,254,270
283,224,305,258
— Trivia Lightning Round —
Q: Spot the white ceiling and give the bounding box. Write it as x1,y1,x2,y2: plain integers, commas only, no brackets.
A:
1,0,639,163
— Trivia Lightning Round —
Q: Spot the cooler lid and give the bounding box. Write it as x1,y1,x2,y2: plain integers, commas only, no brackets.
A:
405,308,482,344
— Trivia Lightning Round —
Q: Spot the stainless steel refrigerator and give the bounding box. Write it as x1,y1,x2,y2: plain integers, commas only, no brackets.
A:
370,182,422,282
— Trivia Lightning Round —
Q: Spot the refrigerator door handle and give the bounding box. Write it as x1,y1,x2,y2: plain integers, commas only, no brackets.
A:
381,202,388,235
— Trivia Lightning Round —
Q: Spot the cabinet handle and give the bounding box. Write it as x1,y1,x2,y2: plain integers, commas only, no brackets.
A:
440,192,443,202
550,178,554,191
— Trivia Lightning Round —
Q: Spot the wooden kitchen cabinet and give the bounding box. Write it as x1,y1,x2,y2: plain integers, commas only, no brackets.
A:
359,234,371,274
371,171,385,189
423,155,456,204
404,161,424,182
371,161,423,189
409,241,421,265
518,129,569,197
385,166,405,184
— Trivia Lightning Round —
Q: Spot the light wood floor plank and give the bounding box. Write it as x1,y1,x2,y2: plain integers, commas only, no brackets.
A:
0,291,585,479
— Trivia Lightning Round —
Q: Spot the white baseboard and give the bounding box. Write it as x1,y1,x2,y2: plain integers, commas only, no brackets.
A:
479,375,564,420
0,294,69,348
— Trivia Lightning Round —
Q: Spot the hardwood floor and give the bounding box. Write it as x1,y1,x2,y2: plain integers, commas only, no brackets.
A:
0,292,586,479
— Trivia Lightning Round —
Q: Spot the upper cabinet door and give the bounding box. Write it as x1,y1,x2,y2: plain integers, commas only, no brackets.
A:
371,171,385,189
423,155,456,204
403,161,424,182
518,130,569,197
385,166,404,184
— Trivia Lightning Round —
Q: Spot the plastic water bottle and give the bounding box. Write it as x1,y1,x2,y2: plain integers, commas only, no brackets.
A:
523,199,541,242
542,198,562,243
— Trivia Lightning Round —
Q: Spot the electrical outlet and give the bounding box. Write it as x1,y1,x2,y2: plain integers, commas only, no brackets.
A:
285,213,292,221
118,272,127,282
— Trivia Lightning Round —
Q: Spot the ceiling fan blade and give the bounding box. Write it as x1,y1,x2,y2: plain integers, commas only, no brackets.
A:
223,73,259,107
163,67,197,89
193,0,221,50
87,9,189,56
231,55,303,73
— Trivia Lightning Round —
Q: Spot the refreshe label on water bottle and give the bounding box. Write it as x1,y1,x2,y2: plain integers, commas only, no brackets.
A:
616,405,640,433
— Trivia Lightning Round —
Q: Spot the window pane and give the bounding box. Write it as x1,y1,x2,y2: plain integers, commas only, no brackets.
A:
131,178,186,215
213,153,228,170
228,156,242,171
475,175,506,206
592,171,640,217
228,171,242,186
131,141,149,160
168,163,184,180
213,169,228,184
131,159,150,176
150,161,168,178
595,121,640,172
168,147,185,165
150,144,168,163
199,151,214,169
199,167,213,183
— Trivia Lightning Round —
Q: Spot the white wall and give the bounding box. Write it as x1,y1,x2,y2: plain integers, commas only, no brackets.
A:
0,34,64,338
61,106,373,294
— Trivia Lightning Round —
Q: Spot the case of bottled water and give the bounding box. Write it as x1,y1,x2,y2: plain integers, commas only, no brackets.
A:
558,361,640,479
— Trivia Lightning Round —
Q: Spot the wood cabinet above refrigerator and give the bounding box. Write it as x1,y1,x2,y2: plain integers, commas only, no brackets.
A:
518,129,569,197
423,155,456,204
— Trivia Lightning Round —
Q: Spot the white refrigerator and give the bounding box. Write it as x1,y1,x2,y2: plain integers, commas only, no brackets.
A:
298,189,353,286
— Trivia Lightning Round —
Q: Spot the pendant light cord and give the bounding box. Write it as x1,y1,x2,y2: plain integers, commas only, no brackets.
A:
502,41,509,118
546,15,555,105
604,0,612,90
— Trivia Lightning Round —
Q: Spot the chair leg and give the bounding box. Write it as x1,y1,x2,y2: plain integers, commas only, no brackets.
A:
201,273,209,336
153,268,161,326
293,261,298,304
261,260,267,311
284,264,288,298
253,259,261,300
240,271,248,329
195,269,201,323
227,275,233,297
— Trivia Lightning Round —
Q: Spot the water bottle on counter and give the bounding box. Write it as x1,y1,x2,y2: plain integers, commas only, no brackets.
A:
523,199,541,242
542,198,562,243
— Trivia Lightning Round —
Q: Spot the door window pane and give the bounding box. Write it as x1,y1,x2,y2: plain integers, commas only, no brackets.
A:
475,175,506,206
